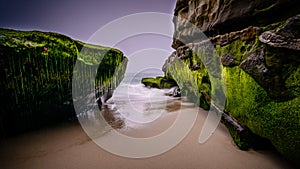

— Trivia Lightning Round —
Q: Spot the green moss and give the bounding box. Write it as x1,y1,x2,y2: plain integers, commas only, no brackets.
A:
166,60,197,98
165,58,211,109
262,20,290,32
222,66,300,163
141,77,160,88
226,123,250,150
215,38,261,63
0,28,127,135
161,17,300,163
165,33,299,163
285,65,300,97
141,76,177,89
163,45,227,110
213,33,300,163
257,98,300,162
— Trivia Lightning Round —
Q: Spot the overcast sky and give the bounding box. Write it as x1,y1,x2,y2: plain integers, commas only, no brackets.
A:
0,0,176,73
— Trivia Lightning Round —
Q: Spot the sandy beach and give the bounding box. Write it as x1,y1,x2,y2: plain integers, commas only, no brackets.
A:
0,106,294,169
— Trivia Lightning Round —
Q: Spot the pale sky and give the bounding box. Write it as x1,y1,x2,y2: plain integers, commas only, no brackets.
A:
0,0,176,73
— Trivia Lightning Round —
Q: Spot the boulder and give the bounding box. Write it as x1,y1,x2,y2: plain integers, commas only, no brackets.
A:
0,28,127,136
141,76,177,89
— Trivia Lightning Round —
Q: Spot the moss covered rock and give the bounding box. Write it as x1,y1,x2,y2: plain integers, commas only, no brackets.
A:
0,28,127,136
164,0,300,164
141,76,177,89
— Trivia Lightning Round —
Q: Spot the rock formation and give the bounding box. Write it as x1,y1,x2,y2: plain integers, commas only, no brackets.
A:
163,0,300,165
141,76,177,89
0,29,127,136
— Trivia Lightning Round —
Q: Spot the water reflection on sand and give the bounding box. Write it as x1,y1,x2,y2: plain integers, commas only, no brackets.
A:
101,104,124,129
77,91,193,138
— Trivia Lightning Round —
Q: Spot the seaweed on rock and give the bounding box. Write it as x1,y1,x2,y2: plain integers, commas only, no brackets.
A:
0,28,127,136
161,10,300,164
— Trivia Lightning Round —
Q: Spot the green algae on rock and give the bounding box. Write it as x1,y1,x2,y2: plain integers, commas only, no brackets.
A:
0,28,127,136
163,0,300,165
141,76,177,89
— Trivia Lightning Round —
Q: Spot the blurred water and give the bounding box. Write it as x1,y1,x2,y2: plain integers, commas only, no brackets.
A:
76,69,184,138
110,69,170,124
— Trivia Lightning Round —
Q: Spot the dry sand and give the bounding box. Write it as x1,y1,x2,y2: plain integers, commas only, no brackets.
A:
0,108,294,169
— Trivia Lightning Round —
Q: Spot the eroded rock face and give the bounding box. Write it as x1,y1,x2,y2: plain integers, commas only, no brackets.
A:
259,14,300,50
164,0,300,165
173,0,300,48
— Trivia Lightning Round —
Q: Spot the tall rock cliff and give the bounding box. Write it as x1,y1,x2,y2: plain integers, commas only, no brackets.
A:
0,29,127,136
164,0,300,164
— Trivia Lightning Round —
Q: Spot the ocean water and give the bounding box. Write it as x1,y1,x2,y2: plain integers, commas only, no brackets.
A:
109,70,171,124
77,69,183,137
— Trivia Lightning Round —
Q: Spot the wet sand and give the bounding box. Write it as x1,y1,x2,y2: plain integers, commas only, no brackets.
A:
0,107,294,169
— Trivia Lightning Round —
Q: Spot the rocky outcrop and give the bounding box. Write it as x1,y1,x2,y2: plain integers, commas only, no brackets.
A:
0,29,127,137
141,76,177,89
259,15,300,50
172,0,300,48
164,0,300,165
